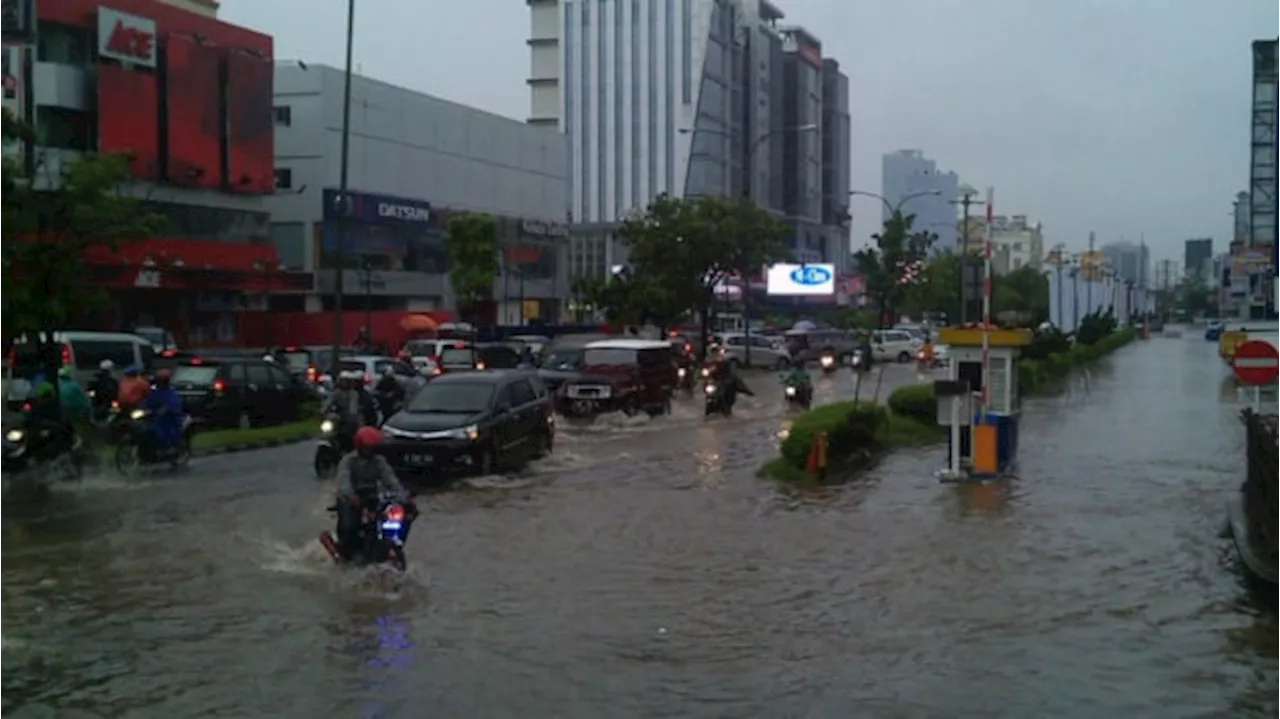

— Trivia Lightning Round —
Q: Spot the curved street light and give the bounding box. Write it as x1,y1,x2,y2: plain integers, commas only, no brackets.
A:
848,189,942,217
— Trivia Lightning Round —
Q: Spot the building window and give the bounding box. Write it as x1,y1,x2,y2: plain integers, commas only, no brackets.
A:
37,22,94,64
273,106,292,127
274,168,292,190
36,107,92,150
270,222,306,269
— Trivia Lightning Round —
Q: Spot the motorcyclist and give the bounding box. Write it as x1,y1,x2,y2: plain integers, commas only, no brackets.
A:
854,333,875,371
781,363,813,395
22,382,77,459
374,366,405,418
58,366,91,425
324,370,379,430
89,359,119,417
141,369,185,454
334,426,412,559
117,365,151,408
708,357,754,404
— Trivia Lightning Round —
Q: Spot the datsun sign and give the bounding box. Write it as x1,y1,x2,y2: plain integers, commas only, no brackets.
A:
766,263,835,296
98,7,157,68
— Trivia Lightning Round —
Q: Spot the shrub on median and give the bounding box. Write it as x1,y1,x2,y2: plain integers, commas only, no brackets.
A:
886,384,937,426
778,400,886,472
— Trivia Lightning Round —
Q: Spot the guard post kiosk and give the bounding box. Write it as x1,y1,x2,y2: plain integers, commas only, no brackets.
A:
935,327,1033,481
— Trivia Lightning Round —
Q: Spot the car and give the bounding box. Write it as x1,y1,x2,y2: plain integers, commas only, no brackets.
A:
401,338,467,375
871,329,923,363
170,357,308,429
437,343,523,373
714,331,792,369
379,370,555,479
782,328,857,365
504,334,552,362
324,355,427,397
556,338,675,418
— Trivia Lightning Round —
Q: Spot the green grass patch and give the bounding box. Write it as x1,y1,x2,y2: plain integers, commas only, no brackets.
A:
192,418,320,451
879,413,946,446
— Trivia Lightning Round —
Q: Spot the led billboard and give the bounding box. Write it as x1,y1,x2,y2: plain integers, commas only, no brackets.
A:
766,263,836,296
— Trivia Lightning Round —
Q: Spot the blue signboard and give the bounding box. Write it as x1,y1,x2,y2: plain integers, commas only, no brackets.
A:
322,188,433,226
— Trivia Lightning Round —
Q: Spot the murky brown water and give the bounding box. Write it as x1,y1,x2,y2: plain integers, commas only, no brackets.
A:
3,348,1275,718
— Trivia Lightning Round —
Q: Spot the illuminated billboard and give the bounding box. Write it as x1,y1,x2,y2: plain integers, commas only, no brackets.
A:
766,263,835,296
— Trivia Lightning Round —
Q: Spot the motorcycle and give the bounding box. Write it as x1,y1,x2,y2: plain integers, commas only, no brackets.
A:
675,365,695,392
2,422,83,481
699,364,714,383
818,352,839,374
113,408,194,476
319,497,416,571
783,381,813,410
314,414,353,478
851,349,870,374
703,381,733,417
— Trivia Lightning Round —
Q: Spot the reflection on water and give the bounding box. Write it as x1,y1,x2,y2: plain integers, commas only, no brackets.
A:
1,333,1275,717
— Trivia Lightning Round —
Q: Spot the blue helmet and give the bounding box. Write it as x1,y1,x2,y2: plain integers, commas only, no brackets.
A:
123,364,141,376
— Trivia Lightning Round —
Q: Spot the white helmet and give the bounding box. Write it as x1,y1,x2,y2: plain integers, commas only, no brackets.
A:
99,359,115,371
262,354,275,363
383,366,397,377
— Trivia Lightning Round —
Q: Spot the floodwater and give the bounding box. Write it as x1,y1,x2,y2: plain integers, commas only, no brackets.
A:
2,346,1275,718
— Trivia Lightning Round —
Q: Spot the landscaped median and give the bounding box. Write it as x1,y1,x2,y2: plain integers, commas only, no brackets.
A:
191,417,321,456
761,325,1137,484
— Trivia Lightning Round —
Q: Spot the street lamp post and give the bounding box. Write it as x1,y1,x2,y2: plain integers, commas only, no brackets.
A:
328,0,356,369
1070,262,1081,332
360,259,373,333
678,123,818,367
947,185,984,325
848,189,942,326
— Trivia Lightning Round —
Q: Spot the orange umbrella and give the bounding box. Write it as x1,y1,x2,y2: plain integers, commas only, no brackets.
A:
399,314,440,332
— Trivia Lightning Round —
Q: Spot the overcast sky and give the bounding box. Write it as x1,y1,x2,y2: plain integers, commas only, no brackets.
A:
222,0,1277,261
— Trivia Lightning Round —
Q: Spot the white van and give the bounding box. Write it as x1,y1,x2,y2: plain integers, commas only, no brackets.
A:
5,331,155,407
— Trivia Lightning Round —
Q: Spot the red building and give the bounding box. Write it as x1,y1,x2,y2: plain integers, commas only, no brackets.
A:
17,0,309,344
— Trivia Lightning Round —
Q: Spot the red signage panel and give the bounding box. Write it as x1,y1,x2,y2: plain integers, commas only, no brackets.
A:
1232,340,1279,386
162,33,222,188
224,50,274,194
97,62,159,179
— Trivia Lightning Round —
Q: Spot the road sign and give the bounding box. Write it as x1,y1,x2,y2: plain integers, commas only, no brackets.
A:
1231,339,1279,385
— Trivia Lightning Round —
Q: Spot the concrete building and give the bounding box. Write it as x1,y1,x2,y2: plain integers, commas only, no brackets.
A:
270,63,571,322
525,0,852,279
1183,238,1213,285
988,215,1045,275
1100,241,1150,287
1232,190,1251,243
880,149,959,252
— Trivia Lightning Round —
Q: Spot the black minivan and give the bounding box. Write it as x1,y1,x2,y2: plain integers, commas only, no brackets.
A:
379,370,553,479
171,358,307,429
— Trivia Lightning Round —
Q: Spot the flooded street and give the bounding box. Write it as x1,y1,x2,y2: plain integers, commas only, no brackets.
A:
3,346,1275,719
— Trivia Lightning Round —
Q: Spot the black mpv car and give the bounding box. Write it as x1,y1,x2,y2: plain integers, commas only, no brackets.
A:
379,370,553,479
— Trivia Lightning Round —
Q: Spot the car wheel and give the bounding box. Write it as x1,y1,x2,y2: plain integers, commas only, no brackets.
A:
532,429,552,458
475,445,496,476
897,351,912,363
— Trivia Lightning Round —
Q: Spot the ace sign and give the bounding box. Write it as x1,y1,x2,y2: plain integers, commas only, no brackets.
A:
98,7,157,68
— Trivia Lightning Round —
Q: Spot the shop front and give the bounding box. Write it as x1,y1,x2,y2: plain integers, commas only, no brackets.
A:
496,218,568,324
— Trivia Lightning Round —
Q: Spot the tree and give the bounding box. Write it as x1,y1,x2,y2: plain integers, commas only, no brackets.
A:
992,265,1050,327
619,194,791,360
852,211,935,328
900,251,960,322
572,272,685,331
3,121,162,408
443,213,499,325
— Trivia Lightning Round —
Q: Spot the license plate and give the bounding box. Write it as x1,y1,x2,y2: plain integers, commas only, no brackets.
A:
402,453,432,465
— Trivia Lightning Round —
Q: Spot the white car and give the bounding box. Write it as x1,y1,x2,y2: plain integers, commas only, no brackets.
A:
713,332,793,369
871,329,923,363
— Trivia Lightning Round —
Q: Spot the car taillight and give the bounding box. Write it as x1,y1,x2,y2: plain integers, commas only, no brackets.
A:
61,344,72,366
213,379,225,394
364,372,372,385
307,366,317,381
189,356,203,365
21,402,32,412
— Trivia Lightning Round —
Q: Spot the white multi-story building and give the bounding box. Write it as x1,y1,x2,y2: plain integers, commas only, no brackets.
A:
880,149,959,251
526,0,852,279
987,215,1044,275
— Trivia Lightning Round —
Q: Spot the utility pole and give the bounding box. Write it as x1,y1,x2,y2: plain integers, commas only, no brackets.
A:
950,187,984,325
329,0,357,367
1085,231,1095,315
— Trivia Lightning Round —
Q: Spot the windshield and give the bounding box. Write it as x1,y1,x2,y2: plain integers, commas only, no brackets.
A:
135,328,168,346
406,382,494,413
582,348,637,366
539,348,583,371
439,348,476,366
172,365,219,385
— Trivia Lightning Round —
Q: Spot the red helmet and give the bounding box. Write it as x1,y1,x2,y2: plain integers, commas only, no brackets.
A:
354,426,384,452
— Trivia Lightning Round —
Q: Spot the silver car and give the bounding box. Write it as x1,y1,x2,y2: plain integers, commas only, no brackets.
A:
715,332,793,369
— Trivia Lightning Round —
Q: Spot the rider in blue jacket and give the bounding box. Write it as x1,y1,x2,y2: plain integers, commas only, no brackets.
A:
142,369,185,451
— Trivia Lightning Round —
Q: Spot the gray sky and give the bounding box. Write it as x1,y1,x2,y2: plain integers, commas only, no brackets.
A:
221,0,1277,262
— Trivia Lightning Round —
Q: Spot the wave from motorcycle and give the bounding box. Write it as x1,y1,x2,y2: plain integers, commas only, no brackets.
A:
113,408,194,476
319,498,417,571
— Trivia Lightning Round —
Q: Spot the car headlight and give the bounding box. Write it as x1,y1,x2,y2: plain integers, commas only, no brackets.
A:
320,419,334,434
677,367,687,378
785,386,796,396
447,424,481,441
6,429,24,443
704,383,717,395
475,361,486,371
700,367,712,378
130,409,146,420
820,355,834,367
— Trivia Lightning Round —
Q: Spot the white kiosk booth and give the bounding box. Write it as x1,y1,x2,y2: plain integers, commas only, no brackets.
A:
935,327,1033,481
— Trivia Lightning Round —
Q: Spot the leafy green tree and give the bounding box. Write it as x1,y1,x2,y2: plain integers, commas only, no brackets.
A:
853,211,935,328
619,194,791,359
901,251,960,322
443,213,499,325
3,120,162,406
573,273,686,331
992,265,1050,327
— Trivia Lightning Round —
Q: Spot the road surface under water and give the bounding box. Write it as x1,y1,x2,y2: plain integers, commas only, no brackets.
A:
2,349,1275,718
